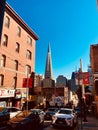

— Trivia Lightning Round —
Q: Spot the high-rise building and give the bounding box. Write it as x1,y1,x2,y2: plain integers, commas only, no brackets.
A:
71,72,78,92
56,75,67,87
44,43,53,79
42,43,55,100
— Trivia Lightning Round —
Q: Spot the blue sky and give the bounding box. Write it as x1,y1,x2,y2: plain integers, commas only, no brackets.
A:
6,0,98,79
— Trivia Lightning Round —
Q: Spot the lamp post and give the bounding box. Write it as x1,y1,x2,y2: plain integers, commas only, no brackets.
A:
76,59,88,130
76,72,83,130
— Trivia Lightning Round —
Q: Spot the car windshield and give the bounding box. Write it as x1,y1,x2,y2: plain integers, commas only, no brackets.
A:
58,109,72,114
75,108,80,111
48,108,58,112
32,109,40,113
15,110,31,118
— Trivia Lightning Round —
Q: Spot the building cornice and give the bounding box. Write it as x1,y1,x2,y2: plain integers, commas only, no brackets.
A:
5,3,39,40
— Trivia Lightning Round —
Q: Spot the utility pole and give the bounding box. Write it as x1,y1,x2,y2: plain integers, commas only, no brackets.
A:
79,59,88,130
0,0,6,42
79,59,83,130
80,59,85,99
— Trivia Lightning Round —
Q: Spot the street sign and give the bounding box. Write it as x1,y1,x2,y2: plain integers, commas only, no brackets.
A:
75,72,90,85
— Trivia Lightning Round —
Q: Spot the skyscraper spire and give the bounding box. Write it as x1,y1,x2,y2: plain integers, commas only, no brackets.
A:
45,43,53,79
48,42,51,53
80,58,82,72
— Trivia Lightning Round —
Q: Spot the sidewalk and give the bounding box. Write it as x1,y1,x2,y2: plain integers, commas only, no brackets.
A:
78,116,98,130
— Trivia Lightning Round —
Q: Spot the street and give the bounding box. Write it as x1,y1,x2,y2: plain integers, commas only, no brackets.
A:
43,120,78,130
42,116,98,130
1,115,98,130
43,125,77,130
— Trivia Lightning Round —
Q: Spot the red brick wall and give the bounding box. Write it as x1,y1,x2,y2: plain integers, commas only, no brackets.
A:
0,9,36,89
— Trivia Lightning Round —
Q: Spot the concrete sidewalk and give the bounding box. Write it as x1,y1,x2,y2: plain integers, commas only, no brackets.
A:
78,116,98,130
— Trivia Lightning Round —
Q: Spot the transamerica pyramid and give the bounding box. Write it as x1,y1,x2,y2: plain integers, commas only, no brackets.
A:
42,43,55,99
44,43,53,79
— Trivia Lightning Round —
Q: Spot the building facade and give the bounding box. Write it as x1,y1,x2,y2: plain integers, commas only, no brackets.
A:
56,75,67,87
0,3,38,108
55,75,69,106
34,74,43,94
90,44,98,117
0,0,6,40
71,72,78,92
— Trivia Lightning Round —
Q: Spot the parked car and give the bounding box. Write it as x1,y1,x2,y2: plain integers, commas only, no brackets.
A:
2,107,22,119
0,107,10,128
7,110,40,130
30,109,45,127
52,108,78,128
44,107,59,120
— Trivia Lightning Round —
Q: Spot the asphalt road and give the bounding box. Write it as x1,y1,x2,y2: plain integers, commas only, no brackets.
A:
0,120,78,130
43,120,78,130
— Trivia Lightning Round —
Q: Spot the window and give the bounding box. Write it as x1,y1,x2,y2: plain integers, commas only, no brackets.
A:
27,36,32,45
26,50,32,60
5,16,10,28
14,60,18,70
17,26,21,37
2,34,8,46
13,76,17,88
0,75,4,86
16,42,20,53
0,55,6,67
26,65,31,75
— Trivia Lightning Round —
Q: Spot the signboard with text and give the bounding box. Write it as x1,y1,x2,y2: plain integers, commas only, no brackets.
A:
0,89,15,98
75,72,90,85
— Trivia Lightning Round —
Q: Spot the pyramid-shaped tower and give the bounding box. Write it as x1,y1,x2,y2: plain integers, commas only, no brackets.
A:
42,43,55,100
45,43,53,79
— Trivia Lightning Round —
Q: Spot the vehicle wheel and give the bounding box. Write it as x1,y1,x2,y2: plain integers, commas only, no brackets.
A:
40,121,44,129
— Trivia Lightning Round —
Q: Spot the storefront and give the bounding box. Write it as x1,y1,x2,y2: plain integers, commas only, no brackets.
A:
0,88,15,107
14,89,22,109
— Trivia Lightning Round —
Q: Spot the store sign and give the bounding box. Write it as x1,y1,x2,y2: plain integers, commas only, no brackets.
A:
75,72,90,85
15,89,21,99
21,92,27,98
0,89,15,98
0,101,6,107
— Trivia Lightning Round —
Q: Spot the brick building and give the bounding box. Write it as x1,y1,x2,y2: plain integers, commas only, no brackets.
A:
0,3,38,108
90,44,98,117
